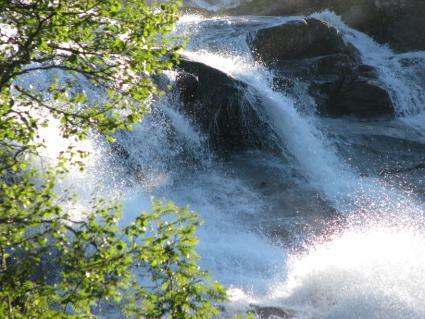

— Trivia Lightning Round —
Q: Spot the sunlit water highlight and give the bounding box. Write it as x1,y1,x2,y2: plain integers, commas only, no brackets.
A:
268,214,425,319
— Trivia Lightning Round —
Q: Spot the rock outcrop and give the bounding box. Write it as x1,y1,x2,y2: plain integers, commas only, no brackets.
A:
249,18,394,118
226,0,425,52
249,18,357,63
175,59,279,154
250,305,293,319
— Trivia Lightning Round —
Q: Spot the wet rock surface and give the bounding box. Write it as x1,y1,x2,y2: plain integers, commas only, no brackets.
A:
225,152,339,244
250,305,293,319
249,18,357,63
226,0,425,52
249,18,394,118
323,118,425,199
176,59,280,154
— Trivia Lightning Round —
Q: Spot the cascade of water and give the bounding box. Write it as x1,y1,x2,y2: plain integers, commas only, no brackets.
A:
173,14,425,317
182,30,359,207
27,11,425,318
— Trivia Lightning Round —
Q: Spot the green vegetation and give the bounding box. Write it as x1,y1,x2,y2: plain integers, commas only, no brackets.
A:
0,0,228,317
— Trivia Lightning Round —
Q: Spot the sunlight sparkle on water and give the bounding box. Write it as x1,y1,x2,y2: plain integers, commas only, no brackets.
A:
268,214,425,318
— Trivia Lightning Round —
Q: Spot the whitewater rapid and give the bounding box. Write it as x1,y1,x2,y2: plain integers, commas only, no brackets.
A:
174,13,425,318
35,9,425,319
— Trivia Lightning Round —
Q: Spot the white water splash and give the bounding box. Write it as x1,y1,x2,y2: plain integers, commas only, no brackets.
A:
268,214,425,319
183,47,358,207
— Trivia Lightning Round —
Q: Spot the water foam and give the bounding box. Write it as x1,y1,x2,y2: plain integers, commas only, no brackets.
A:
268,213,425,319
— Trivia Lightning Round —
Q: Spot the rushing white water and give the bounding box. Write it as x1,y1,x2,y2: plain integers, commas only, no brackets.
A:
150,13,425,318
179,15,425,214
183,35,359,207
268,214,425,319
121,14,425,317
32,10,425,319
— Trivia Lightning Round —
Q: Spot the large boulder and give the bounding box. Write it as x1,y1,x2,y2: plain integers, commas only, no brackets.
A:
249,18,358,64
175,59,280,154
225,0,425,52
309,64,393,117
333,0,425,53
249,18,394,118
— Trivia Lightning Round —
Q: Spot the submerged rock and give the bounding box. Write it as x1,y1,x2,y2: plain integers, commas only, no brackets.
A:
175,59,280,154
248,18,394,118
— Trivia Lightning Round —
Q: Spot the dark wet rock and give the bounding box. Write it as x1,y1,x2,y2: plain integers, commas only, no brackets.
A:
272,77,294,91
175,59,280,154
347,0,425,53
323,118,425,195
249,18,358,64
250,305,293,319
248,18,394,118
310,65,393,117
226,0,425,52
379,160,425,177
349,132,425,200
226,152,339,243
350,134,425,177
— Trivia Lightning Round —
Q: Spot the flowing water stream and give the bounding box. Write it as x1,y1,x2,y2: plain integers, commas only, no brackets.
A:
36,6,425,319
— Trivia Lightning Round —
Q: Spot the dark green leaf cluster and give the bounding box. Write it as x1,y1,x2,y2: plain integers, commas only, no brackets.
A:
0,1,228,318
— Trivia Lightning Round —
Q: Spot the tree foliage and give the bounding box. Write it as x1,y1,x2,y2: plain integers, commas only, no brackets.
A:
0,0,227,318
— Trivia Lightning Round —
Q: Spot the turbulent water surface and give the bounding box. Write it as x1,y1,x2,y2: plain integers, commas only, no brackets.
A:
40,3,425,318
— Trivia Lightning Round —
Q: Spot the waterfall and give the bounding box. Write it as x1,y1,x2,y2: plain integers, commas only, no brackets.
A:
120,13,425,317
32,9,425,319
